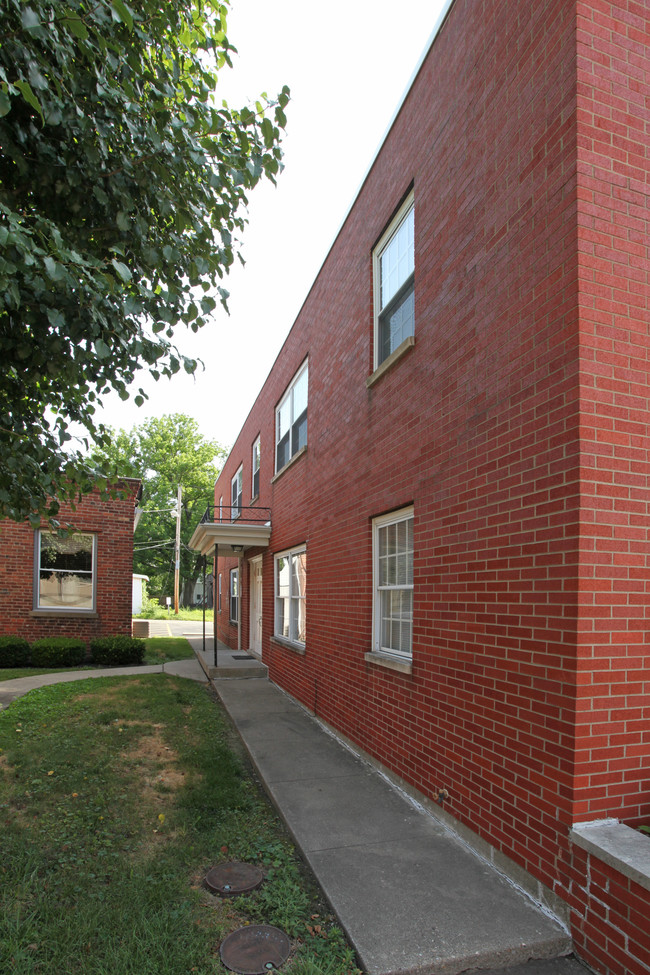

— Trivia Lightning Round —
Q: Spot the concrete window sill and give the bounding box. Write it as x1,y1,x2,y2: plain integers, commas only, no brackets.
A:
270,636,306,656
271,445,307,484
570,820,650,893
30,609,98,618
366,336,415,389
364,651,412,675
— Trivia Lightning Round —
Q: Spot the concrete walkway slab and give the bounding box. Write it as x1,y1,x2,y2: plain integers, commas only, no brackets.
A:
215,677,577,975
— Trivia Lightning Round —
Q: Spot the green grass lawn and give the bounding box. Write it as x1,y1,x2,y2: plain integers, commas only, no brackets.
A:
143,636,195,664
0,675,359,975
0,638,194,682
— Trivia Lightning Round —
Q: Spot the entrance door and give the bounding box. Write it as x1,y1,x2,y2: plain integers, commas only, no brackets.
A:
249,557,263,656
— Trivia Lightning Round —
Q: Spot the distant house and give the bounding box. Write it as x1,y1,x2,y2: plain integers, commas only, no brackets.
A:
132,574,150,616
0,480,141,646
189,1,650,973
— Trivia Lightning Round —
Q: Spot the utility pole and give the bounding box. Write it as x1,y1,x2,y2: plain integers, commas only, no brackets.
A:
174,483,182,614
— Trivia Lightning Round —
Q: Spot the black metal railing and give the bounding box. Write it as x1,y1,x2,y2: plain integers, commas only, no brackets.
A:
200,504,271,526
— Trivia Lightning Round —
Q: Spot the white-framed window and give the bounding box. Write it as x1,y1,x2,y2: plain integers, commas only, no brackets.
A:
229,567,239,623
35,530,96,611
373,193,415,368
372,506,414,658
218,573,222,613
274,545,306,647
252,436,261,499
231,466,243,520
219,496,223,522
275,361,308,473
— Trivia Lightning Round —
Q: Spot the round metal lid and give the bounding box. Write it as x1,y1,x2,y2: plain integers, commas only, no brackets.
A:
205,861,264,897
220,925,291,975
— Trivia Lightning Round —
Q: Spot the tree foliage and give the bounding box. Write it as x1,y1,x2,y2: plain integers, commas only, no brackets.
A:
92,413,226,602
0,0,288,525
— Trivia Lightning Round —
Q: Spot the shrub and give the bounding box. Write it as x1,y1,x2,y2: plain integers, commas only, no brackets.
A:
0,635,31,668
90,636,145,667
30,636,86,668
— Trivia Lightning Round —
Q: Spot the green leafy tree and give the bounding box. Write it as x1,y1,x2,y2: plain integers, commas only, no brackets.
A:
0,0,288,525
93,413,226,604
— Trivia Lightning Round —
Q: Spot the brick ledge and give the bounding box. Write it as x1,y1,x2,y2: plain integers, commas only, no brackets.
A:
570,820,650,893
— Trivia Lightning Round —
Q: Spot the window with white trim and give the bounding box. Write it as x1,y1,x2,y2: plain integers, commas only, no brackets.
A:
231,466,242,520
218,573,222,613
252,436,261,499
275,361,308,473
373,193,414,368
372,507,414,658
274,545,306,647
35,530,96,611
229,568,239,623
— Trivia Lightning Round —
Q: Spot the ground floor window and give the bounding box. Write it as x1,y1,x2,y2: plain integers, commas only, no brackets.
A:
373,507,413,657
35,530,96,611
229,568,239,623
274,545,306,647
218,573,222,613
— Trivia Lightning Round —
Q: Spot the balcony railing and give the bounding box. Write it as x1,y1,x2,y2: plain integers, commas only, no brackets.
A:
200,504,271,526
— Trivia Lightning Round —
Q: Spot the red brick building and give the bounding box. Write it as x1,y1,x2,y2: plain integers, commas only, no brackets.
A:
0,480,141,646
190,2,650,973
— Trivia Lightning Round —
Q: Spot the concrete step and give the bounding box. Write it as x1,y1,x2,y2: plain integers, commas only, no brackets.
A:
208,662,268,680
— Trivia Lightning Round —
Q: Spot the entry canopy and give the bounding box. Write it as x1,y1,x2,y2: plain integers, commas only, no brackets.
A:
189,505,271,558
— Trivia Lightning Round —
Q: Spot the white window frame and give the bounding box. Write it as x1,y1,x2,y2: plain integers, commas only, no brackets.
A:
252,435,261,500
229,567,239,623
231,466,243,520
274,545,307,648
275,360,308,473
372,506,414,658
35,530,97,612
373,192,415,369
218,572,222,613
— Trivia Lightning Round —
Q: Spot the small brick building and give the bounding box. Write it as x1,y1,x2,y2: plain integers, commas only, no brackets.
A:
0,480,141,647
190,1,650,973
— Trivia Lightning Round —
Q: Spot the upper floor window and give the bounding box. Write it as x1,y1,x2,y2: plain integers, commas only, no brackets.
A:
373,193,414,368
231,466,242,520
276,361,308,473
35,530,96,611
252,436,261,499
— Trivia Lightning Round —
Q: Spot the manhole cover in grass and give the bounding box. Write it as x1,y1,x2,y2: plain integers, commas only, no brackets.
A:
205,861,264,897
220,925,290,974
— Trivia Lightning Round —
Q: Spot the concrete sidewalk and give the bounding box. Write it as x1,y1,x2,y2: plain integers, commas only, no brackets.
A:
0,656,206,710
212,676,588,975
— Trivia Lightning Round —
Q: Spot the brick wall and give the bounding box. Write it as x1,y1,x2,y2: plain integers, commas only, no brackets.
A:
573,0,650,826
212,1,649,971
0,481,140,647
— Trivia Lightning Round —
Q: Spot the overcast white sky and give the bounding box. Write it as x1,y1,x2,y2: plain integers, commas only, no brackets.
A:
94,0,450,451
